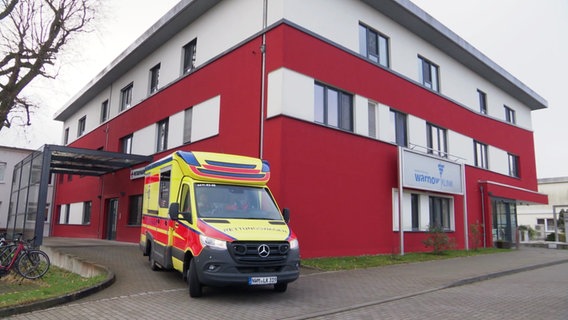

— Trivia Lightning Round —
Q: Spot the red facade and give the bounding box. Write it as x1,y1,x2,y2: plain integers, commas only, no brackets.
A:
51,23,546,258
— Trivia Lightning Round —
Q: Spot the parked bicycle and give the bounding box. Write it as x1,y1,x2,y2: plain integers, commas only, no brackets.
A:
0,233,50,279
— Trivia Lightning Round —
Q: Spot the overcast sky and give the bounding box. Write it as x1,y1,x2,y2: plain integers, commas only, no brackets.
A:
1,0,566,179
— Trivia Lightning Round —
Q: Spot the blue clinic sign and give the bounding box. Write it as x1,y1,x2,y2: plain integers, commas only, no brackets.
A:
401,149,463,195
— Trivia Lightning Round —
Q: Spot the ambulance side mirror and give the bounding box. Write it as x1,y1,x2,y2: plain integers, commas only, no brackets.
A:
282,208,290,223
168,203,180,221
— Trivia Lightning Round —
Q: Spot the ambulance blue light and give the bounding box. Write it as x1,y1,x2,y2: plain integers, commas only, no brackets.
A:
261,160,270,173
177,151,200,166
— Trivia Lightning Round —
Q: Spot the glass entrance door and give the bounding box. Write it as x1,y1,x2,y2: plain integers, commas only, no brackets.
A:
106,198,118,240
491,198,517,244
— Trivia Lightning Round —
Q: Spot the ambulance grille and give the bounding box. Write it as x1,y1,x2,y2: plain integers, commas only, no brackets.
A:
228,241,289,264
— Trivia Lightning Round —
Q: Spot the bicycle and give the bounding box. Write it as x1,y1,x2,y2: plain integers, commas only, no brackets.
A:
0,233,50,279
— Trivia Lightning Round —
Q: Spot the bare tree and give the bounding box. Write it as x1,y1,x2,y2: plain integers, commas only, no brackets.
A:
0,0,95,131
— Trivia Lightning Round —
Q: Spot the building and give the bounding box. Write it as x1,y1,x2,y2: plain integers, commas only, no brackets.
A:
518,177,568,240
0,146,54,236
51,0,547,258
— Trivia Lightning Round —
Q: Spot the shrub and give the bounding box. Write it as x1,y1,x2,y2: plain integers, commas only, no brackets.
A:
423,225,455,255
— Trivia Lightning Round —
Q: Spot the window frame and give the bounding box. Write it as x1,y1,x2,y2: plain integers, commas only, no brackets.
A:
505,105,516,124
156,118,169,152
474,141,489,169
418,56,440,92
0,161,6,183
390,109,408,147
120,134,133,154
128,194,143,226
368,101,378,139
149,63,161,94
429,196,452,230
100,100,109,123
477,89,487,114
182,39,197,74
77,116,86,137
120,83,133,111
314,82,354,132
426,123,448,158
508,153,520,178
359,23,390,67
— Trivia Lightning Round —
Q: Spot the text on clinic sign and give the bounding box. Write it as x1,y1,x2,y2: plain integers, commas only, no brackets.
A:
401,149,463,195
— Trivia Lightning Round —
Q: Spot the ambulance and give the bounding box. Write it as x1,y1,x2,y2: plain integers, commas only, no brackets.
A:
139,151,300,297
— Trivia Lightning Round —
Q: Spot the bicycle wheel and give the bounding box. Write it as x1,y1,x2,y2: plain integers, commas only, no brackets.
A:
0,245,16,267
16,249,50,279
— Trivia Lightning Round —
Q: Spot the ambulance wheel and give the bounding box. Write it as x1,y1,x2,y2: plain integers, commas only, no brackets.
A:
149,245,159,271
274,282,288,293
188,260,202,298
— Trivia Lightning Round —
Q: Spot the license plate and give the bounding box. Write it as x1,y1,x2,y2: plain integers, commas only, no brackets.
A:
248,276,277,285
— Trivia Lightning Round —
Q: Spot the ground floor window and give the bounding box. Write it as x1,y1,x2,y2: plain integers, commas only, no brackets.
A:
128,195,143,226
58,202,91,225
393,190,455,231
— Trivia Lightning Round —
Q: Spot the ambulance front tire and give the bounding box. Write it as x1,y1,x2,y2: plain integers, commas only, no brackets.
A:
188,260,203,298
274,282,288,293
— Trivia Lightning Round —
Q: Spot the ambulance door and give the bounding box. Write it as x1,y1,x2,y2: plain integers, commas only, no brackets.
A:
173,178,194,252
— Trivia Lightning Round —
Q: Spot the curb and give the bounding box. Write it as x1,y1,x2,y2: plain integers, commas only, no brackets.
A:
0,248,116,318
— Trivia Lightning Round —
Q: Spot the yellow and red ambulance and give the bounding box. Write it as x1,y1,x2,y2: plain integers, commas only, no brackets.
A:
139,151,300,297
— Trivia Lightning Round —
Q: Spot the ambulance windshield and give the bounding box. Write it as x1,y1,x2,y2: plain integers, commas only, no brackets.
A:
195,184,282,220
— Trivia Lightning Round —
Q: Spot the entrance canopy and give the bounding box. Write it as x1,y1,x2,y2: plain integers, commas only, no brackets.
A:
7,144,153,246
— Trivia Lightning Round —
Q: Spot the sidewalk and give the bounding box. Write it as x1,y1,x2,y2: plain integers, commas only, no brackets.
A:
3,238,568,319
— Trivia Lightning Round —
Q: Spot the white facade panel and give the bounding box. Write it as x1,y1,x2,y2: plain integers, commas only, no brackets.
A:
354,95,368,136
168,111,185,149
408,115,426,149
488,145,509,176
132,125,156,156
267,68,314,121
448,131,473,166
377,103,392,143
69,202,83,225
191,95,220,143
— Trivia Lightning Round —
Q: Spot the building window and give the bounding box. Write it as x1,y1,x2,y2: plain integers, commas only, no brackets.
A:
478,90,487,114
63,128,69,145
427,123,447,158
508,153,519,178
429,196,451,230
128,195,143,226
537,218,556,232
120,134,133,154
83,201,91,225
59,204,70,224
149,63,160,94
159,170,170,208
314,82,353,132
77,116,86,137
100,100,109,123
120,83,133,111
505,105,516,124
359,23,389,67
183,39,197,74
0,162,6,183
156,118,169,152
474,141,488,169
411,193,420,230
390,109,407,147
418,56,439,92
368,102,378,138
183,108,193,144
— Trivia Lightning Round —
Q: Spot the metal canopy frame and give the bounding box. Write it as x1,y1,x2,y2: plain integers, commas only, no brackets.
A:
8,144,153,246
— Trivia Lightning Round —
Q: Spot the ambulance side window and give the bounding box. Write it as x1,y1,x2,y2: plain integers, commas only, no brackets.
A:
180,184,191,213
159,170,171,208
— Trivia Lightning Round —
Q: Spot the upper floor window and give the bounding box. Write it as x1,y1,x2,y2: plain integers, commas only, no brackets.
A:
149,63,160,94
183,108,193,144
0,162,6,183
156,118,169,152
63,128,69,145
120,134,133,154
474,141,488,169
508,153,519,178
314,82,353,132
368,102,378,139
418,56,439,92
390,109,407,147
183,39,197,74
427,123,447,158
100,100,109,123
505,105,516,124
120,83,133,111
359,23,389,67
77,116,86,137
478,90,487,114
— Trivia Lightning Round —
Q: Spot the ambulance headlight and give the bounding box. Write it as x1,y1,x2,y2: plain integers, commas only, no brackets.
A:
289,238,299,250
200,235,227,250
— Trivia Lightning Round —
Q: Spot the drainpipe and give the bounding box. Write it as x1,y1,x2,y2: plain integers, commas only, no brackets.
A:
480,184,487,248
259,0,268,158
